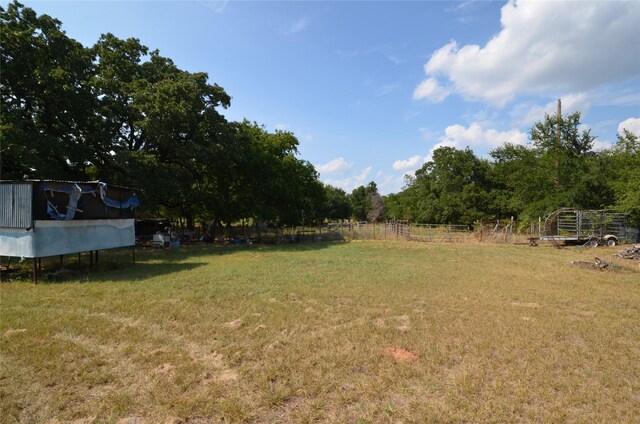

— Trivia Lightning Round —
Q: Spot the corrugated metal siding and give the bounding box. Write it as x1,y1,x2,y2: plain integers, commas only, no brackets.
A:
0,183,33,228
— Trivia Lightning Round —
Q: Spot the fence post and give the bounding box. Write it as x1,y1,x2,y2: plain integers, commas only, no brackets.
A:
510,216,514,243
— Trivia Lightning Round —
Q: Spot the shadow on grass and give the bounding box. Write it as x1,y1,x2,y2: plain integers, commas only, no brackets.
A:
138,239,340,261
87,261,208,283
0,262,207,285
1,241,343,284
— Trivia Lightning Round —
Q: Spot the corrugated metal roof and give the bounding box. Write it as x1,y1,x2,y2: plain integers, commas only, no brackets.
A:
0,183,32,228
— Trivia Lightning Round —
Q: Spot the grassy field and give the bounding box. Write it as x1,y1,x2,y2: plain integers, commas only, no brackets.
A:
1,241,639,423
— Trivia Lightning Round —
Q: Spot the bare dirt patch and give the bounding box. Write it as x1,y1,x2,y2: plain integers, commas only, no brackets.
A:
385,346,419,362
155,363,176,376
217,369,239,382
224,318,244,329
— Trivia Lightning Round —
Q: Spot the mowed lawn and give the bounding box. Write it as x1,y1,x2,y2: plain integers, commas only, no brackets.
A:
1,241,639,423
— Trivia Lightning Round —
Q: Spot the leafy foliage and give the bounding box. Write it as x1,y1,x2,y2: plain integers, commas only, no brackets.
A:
348,182,385,222
1,2,637,230
1,2,329,228
1,2,97,180
391,113,639,228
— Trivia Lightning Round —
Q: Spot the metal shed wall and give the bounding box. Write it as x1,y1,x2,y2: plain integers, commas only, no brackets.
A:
0,219,135,258
0,183,32,228
1,180,138,258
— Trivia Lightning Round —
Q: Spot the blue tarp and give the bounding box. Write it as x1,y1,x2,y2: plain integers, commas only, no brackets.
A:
43,181,139,220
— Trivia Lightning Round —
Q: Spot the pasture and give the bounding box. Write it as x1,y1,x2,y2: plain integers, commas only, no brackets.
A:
1,241,639,423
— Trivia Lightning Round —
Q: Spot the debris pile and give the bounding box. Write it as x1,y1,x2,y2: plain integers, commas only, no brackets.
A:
571,257,608,271
613,245,640,260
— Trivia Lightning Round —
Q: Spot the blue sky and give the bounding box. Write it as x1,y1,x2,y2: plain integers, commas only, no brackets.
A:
19,0,640,194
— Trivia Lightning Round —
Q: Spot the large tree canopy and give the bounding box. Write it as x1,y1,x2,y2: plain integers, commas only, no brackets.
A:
2,2,637,231
0,2,331,229
1,2,97,180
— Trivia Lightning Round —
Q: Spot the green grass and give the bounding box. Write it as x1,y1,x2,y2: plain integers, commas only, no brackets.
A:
1,241,639,423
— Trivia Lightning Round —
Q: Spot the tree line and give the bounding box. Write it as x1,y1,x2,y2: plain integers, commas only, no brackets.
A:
2,2,638,231
0,2,353,229
385,113,639,229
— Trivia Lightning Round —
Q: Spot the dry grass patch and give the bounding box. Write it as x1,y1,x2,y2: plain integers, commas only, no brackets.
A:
1,241,639,422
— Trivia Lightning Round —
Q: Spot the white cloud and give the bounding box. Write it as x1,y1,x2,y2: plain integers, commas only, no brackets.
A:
415,1,640,105
274,123,290,131
386,125,528,195
413,77,450,102
592,139,614,152
324,166,372,192
422,123,528,162
442,123,527,149
392,155,424,171
515,93,592,126
618,117,640,136
355,166,372,181
376,172,405,195
389,123,528,193
316,157,352,174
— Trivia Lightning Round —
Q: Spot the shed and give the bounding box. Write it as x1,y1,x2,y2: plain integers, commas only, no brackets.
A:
1,180,139,281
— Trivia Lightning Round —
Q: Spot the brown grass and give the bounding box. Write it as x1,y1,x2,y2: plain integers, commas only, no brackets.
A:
1,241,639,423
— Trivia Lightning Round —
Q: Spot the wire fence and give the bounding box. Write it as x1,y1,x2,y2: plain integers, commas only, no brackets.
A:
164,220,530,246
409,224,473,243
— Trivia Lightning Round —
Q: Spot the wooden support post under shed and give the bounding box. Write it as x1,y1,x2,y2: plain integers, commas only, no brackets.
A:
33,258,38,284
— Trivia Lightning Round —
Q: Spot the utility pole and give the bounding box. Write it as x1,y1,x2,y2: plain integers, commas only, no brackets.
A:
554,98,562,188
556,99,562,144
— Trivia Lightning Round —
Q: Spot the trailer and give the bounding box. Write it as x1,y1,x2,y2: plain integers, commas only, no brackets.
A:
539,208,628,247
